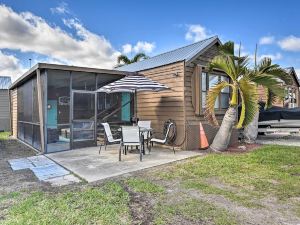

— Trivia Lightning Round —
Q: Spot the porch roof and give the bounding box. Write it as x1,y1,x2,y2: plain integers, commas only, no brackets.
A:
9,63,134,90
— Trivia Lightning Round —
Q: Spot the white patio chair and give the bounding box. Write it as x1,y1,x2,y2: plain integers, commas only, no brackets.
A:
99,123,121,154
150,122,175,153
120,126,143,162
138,120,151,146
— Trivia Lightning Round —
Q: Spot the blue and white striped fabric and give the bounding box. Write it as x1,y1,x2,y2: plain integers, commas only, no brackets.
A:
96,75,169,93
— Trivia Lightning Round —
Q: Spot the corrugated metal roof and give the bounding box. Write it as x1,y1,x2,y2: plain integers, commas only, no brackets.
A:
0,76,12,89
116,36,220,72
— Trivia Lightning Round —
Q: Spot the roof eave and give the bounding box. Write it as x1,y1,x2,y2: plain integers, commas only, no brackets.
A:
9,63,133,90
185,37,222,65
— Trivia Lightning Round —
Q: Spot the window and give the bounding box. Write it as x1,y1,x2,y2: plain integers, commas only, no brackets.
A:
201,72,230,110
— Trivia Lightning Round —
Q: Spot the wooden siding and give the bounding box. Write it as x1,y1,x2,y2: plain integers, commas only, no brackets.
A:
10,88,18,137
0,90,10,131
137,61,185,147
184,43,238,149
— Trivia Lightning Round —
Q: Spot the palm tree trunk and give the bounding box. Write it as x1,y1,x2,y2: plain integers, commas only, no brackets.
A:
210,107,237,152
243,111,259,143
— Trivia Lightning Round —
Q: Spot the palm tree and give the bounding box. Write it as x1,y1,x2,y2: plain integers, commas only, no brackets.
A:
243,56,292,143
205,41,288,151
116,53,149,67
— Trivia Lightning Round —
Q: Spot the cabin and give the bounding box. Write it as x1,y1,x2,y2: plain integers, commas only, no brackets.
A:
9,36,238,153
117,36,238,150
0,76,11,131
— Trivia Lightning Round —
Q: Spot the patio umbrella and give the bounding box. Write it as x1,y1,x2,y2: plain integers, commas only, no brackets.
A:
96,75,169,121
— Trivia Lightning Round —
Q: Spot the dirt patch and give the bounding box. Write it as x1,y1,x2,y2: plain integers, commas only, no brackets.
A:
0,138,50,195
121,181,156,225
226,143,262,153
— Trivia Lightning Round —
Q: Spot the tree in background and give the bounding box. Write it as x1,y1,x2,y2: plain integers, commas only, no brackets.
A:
116,53,149,67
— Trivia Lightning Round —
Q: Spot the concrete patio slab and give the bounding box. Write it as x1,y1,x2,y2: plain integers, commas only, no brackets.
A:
47,145,202,182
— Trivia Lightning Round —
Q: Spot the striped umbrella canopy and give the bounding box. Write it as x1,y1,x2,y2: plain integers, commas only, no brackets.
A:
96,75,169,122
96,75,169,93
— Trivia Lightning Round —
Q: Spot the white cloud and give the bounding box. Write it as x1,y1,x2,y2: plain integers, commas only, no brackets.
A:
185,24,209,42
50,2,69,15
278,35,300,52
259,36,275,45
0,50,26,81
133,41,155,53
122,44,132,54
258,52,282,61
0,4,121,76
122,41,155,54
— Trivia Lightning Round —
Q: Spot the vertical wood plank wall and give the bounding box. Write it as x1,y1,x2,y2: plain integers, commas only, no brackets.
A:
10,88,18,138
137,61,186,148
184,44,238,149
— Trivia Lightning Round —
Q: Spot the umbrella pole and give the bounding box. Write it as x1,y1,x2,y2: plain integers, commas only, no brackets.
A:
135,89,137,123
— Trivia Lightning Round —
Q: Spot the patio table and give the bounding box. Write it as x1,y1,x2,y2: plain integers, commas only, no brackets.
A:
118,126,153,154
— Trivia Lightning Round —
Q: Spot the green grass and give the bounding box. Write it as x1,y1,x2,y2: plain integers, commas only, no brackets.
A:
125,178,165,194
2,182,131,225
0,192,20,203
159,145,300,203
154,197,237,225
0,132,10,141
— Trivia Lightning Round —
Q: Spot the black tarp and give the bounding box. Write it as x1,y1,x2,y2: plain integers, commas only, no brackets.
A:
259,103,300,122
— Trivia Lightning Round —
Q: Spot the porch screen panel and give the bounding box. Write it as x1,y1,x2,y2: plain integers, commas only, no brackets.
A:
72,72,96,91
46,70,71,153
72,92,95,142
16,78,40,149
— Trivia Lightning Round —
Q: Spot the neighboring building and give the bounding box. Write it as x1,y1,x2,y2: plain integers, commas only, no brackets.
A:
9,64,132,153
117,36,237,150
258,67,300,108
0,76,12,131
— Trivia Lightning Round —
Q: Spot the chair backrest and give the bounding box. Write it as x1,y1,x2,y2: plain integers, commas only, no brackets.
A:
138,120,151,129
163,122,174,143
101,123,114,142
121,126,140,145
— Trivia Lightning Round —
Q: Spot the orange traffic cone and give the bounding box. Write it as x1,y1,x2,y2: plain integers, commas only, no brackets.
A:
199,122,209,149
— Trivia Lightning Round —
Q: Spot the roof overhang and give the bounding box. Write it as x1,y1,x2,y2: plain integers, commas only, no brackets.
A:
9,63,134,90
286,67,300,87
185,37,222,65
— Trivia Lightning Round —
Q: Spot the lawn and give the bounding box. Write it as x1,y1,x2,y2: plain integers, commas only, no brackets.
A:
1,145,300,225
0,132,10,141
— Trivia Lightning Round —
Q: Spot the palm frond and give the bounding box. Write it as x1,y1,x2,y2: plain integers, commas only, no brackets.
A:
249,73,285,97
132,53,149,63
204,81,233,126
237,78,259,128
218,41,234,56
265,88,278,109
117,55,131,64
208,55,237,81
257,57,292,85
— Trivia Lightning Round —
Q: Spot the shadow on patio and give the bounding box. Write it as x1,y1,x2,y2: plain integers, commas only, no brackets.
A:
46,145,202,182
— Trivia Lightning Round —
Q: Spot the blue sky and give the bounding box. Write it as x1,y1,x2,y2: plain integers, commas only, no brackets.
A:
1,0,300,80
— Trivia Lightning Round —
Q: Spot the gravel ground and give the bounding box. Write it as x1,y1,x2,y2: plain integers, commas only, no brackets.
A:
0,138,50,195
257,133,300,146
